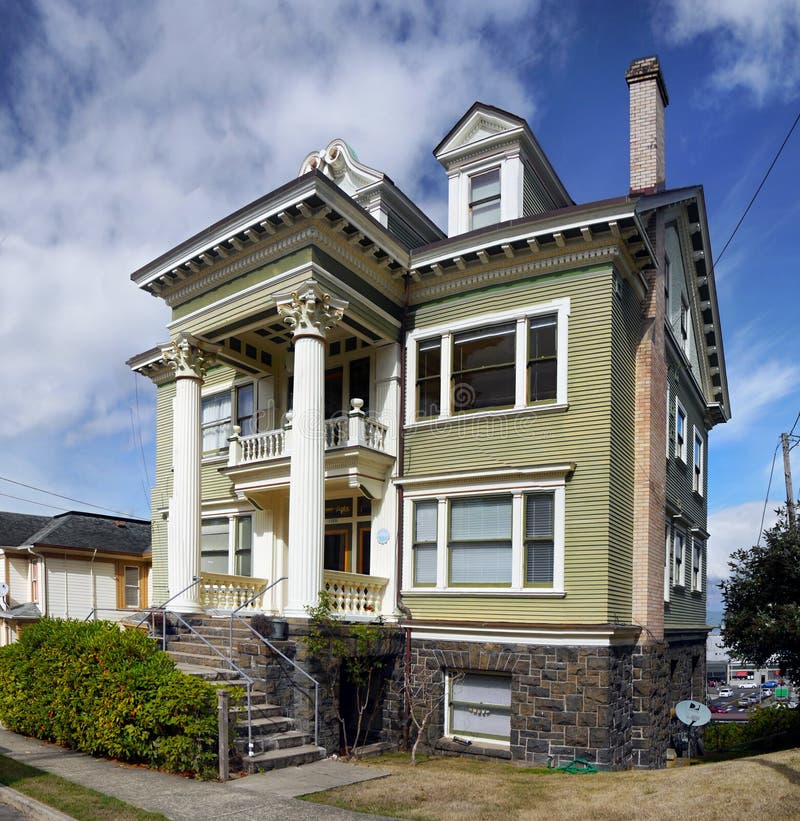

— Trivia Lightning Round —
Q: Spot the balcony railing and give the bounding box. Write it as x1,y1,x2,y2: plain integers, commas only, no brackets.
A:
322,570,389,617
229,398,389,467
194,570,387,619
198,572,269,611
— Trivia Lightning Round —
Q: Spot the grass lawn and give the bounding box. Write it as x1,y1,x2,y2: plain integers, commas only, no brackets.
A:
0,754,168,821
307,749,800,821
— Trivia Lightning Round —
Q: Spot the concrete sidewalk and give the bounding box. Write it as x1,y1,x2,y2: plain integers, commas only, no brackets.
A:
0,729,396,820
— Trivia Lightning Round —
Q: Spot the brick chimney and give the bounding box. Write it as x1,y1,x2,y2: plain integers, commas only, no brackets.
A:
625,56,669,195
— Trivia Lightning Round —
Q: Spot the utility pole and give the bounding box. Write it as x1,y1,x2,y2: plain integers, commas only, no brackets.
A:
781,432,796,529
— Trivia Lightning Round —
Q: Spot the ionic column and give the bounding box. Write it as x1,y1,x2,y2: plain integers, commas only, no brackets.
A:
163,334,214,612
276,280,347,617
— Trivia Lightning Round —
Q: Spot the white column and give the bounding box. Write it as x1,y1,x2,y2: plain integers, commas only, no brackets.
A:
276,280,347,618
163,334,214,612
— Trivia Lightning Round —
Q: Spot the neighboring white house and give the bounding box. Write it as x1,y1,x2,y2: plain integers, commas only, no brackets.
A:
0,511,151,645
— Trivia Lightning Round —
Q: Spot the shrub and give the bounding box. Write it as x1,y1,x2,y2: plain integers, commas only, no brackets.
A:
0,618,220,777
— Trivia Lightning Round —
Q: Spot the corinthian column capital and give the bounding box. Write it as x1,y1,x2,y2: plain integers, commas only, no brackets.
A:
163,333,215,380
275,279,348,341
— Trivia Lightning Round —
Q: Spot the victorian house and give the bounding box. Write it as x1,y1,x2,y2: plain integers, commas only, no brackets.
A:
128,57,728,768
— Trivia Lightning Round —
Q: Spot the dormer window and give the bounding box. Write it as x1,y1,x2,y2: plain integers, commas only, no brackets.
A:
469,168,501,230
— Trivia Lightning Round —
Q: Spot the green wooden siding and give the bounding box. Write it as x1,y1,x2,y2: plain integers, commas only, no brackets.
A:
665,343,708,629
608,276,639,617
403,266,628,624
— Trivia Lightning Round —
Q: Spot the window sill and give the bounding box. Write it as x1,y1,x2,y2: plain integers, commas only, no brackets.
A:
435,737,511,758
402,588,566,598
408,403,569,429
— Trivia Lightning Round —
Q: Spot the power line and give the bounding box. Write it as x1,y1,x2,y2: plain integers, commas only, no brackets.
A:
789,410,800,438
757,441,780,547
714,109,800,271
0,475,141,519
0,491,69,512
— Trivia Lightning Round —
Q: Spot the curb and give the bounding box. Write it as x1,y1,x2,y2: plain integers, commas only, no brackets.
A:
0,783,75,820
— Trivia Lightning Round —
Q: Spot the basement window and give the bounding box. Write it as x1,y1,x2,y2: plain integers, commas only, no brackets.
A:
448,673,511,743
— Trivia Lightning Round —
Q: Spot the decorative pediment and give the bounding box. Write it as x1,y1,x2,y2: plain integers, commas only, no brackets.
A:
434,103,527,161
298,139,383,196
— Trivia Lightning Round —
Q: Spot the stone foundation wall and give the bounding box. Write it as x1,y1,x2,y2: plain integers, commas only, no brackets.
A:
631,640,670,767
383,638,640,770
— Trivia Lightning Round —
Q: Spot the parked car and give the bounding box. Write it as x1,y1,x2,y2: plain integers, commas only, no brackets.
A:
738,697,750,708
719,687,733,698
747,694,761,704
710,704,730,713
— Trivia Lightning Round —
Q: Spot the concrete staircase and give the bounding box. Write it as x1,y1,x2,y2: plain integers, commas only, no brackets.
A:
164,616,325,773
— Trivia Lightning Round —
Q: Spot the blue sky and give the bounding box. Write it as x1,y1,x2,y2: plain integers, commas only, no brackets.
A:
0,0,798,618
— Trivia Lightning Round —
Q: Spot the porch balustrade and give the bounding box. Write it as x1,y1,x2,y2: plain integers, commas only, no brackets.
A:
198,572,269,611
228,398,389,467
322,570,389,617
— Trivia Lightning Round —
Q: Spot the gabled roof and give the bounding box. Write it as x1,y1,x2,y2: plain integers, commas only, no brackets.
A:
0,512,51,547
433,101,572,210
9,511,151,557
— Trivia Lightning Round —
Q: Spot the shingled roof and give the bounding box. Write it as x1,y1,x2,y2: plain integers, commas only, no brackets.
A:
0,512,52,547
0,511,150,556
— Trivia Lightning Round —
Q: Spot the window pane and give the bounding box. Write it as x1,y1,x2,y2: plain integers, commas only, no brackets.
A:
525,494,553,538
201,518,229,574
202,393,231,424
470,169,500,202
453,324,515,411
450,542,512,584
349,357,371,414
451,673,511,741
237,384,254,435
124,566,140,608
415,500,438,542
454,324,515,371
450,497,511,540
325,367,343,419
526,541,554,584
236,516,252,577
417,339,441,418
471,199,502,230
529,316,557,358
414,544,437,585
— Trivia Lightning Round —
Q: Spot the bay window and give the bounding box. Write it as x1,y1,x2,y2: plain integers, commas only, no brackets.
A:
407,299,569,423
405,481,565,592
693,430,704,495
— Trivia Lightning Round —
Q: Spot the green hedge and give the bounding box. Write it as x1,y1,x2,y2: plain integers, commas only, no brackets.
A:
0,618,220,777
705,705,800,754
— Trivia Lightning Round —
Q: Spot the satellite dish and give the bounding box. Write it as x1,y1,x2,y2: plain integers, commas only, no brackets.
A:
0,582,8,597
675,700,712,727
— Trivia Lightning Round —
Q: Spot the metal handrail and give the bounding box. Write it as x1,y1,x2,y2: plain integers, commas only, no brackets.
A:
228,576,287,655
227,591,320,747
169,610,257,758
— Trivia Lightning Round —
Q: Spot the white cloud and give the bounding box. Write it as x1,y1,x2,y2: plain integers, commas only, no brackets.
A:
707,499,782,580
0,0,571,456
662,0,800,103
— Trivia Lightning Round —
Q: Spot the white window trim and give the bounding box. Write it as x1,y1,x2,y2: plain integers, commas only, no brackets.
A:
405,298,570,426
692,426,704,496
674,397,687,463
691,537,703,593
200,512,253,577
402,476,566,595
673,528,686,589
664,523,672,603
665,386,671,458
